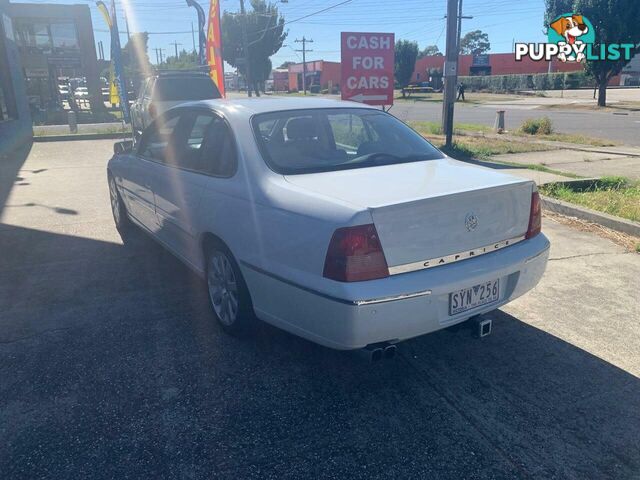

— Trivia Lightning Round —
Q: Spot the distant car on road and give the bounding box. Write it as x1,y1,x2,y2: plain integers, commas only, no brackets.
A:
108,98,549,355
130,71,222,138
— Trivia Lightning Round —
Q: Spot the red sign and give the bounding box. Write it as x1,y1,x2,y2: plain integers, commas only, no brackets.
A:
341,32,394,106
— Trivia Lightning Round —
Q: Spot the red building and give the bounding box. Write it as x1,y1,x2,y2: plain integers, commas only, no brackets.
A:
271,69,289,92
411,53,583,83
288,60,341,91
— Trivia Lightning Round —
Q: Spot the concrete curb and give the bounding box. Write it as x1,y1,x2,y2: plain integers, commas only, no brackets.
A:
541,195,640,237
33,132,130,142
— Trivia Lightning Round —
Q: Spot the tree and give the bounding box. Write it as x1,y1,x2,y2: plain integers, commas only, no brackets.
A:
395,40,419,92
222,0,286,96
418,45,442,58
121,32,152,91
163,50,200,70
278,61,295,69
545,0,640,106
459,30,490,55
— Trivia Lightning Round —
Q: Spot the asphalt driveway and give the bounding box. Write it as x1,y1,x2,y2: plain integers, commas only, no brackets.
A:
1,140,639,479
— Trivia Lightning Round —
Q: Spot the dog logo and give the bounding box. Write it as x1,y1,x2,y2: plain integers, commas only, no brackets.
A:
548,13,594,62
465,213,478,232
516,13,633,64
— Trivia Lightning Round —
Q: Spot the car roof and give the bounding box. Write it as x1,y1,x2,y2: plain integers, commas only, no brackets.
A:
154,70,210,78
179,97,378,118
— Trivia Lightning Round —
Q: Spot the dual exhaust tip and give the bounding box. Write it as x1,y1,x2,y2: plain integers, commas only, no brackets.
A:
358,343,397,363
358,315,494,363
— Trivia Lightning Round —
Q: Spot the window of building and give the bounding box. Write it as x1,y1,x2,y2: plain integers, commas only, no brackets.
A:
15,21,51,48
13,20,77,50
50,22,78,49
0,19,17,121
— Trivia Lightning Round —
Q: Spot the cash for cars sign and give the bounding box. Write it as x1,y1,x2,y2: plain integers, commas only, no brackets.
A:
341,32,394,106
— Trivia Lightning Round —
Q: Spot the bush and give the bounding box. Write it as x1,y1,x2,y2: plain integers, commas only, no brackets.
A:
458,71,591,93
520,117,553,135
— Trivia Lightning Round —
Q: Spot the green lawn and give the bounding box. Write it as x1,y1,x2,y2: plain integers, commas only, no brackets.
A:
540,177,640,223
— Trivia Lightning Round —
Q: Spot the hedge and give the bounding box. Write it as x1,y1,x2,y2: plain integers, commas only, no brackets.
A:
457,71,593,93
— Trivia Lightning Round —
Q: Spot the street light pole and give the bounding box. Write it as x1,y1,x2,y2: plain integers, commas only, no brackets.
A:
442,0,459,148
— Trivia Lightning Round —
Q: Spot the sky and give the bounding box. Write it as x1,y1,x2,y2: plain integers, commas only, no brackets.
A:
24,0,549,68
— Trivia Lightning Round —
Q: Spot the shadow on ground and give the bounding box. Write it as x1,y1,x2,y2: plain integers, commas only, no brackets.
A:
1,225,639,479
0,142,32,217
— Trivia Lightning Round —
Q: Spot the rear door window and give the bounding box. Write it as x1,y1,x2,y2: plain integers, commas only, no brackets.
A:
197,118,237,177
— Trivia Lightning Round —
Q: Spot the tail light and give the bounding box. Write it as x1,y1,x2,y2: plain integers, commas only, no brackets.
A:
526,191,542,239
323,224,389,282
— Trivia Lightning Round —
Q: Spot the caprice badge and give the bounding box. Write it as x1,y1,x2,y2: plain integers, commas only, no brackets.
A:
465,212,479,232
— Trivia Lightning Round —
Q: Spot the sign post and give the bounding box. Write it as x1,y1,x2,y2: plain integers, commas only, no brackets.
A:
341,32,394,107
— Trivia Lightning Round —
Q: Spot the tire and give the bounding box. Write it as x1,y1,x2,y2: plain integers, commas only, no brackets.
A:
205,242,255,335
108,173,133,241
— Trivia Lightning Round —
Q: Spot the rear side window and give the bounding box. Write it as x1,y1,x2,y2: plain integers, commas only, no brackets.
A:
139,114,180,162
152,76,221,102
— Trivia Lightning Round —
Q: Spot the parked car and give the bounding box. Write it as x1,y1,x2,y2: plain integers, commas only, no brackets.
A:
73,87,89,99
108,98,549,353
130,71,222,138
58,85,70,101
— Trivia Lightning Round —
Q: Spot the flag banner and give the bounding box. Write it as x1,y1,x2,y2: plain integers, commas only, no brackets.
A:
96,2,120,106
206,0,225,96
109,0,130,122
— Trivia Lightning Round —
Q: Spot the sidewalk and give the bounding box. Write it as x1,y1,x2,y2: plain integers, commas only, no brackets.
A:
491,148,640,180
462,132,640,180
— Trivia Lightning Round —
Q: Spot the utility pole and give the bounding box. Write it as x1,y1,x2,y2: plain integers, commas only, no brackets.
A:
155,47,165,65
295,37,313,95
191,22,196,54
455,0,473,55
239,0,252,97
442,0,459,147
170,41,182,59
442,0,472,146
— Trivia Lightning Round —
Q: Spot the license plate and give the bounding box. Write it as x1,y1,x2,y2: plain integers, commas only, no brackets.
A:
449,279,499,315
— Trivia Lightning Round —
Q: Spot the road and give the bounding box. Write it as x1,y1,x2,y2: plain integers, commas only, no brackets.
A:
390,100,640,146
1,140,639,479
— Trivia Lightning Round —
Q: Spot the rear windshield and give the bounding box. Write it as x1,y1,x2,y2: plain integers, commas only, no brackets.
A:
153,76,221,101
252,108,444,174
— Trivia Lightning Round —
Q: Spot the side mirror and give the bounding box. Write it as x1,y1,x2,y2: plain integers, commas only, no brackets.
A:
114,140,134,155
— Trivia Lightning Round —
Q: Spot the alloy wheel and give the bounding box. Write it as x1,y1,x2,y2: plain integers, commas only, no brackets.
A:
207,251,239,326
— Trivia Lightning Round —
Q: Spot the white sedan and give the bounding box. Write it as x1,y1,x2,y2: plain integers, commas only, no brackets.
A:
107,98,549,353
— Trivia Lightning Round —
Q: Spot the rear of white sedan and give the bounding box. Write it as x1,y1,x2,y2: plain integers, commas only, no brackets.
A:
234,101,550,350
109,98,548,353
